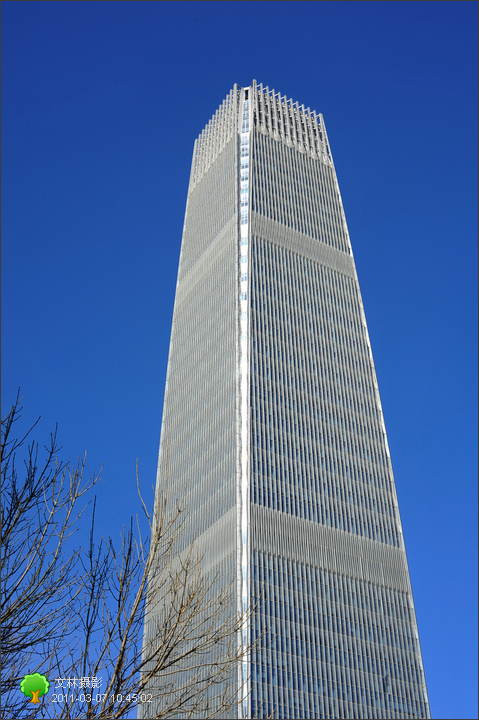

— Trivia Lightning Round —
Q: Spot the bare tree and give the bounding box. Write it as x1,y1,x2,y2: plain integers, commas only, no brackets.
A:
1,392,100,717
1,396,257,720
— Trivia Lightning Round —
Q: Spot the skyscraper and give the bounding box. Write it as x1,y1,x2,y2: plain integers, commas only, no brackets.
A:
144,81,430,719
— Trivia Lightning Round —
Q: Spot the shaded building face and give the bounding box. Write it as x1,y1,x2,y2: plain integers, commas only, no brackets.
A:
144,82,430,720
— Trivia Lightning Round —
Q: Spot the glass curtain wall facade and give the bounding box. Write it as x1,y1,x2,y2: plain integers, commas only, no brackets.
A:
143,81,430,720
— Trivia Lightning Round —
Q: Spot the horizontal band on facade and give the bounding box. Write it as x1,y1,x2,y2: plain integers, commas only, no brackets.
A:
251,504,411,595
175,205,356,312
175,215,236,307
175,501,411,597
251,212,356,280
175,506,236,576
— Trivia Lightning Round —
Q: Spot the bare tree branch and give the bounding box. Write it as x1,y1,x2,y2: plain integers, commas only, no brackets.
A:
1,393,101,717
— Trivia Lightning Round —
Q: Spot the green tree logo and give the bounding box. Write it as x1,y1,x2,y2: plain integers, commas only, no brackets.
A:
20,673,50,704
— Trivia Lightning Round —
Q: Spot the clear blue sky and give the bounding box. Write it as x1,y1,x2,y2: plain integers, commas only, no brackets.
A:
2,3,477,718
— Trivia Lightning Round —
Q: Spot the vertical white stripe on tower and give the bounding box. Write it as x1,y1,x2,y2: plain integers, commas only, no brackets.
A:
239,89,250,720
